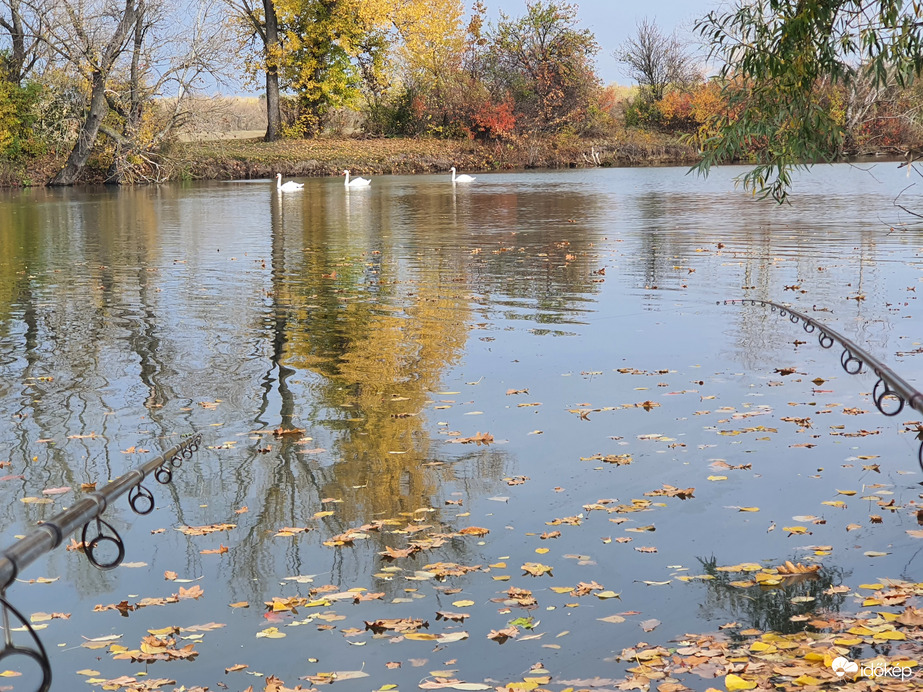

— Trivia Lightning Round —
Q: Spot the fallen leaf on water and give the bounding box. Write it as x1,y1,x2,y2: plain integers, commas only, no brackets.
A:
178,585,204,600
178,523,235,536
597,614,626,623
521,562,552,577
487,626,519,644
725,674,757,691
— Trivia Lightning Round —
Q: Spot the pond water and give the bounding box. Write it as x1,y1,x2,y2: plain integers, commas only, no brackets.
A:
0,162,921,691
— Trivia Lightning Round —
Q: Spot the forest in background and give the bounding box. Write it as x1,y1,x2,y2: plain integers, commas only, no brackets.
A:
1,0,922,186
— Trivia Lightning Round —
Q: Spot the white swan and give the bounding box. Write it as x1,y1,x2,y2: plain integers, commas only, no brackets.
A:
276,173,303,192
450,167,475,183
344,170,371,187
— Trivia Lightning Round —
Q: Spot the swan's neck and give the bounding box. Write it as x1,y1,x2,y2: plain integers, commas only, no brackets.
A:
277,176,281,189
451,169,456,182
344,172,349,185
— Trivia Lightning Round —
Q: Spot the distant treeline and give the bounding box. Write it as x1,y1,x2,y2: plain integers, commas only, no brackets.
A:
0,0,920,186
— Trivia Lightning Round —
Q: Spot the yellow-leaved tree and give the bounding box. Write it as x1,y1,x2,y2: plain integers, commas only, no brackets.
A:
228,0,467,137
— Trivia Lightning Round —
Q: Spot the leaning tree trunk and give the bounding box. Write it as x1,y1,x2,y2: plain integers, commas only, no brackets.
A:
47,0,143,186
49,71,110,186
106,14,147,184
263,0,283,142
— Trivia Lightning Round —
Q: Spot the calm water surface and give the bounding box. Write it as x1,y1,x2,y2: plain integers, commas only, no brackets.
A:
0,163,921,690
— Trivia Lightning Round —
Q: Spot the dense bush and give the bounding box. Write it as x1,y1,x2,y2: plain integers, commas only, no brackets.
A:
0,76,43,160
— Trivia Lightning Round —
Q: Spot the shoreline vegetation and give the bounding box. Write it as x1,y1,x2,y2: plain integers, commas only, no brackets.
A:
158,132,700,183
4,129,911,188
3,1,923,191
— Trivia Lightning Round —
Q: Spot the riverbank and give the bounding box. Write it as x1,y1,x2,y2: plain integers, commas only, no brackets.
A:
163,131,700,182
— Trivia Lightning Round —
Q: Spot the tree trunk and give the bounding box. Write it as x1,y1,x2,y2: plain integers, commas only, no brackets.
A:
8,2,25,84
106,13,147,184
263,0,282,141
48,0,143,186
49,71,110,186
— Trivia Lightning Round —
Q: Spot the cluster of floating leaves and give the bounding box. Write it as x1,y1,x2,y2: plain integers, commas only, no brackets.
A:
612,595,922,691
6,304,923,692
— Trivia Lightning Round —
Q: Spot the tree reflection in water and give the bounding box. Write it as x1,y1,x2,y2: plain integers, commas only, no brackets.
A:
697,556,850,637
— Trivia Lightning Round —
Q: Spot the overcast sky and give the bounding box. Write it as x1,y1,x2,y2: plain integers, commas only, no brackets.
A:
486,0,720,84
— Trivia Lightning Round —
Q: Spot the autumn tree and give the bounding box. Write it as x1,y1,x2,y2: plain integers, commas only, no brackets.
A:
38,0,146,185
12,0,229,184
0,0,44,85
617,18,699,103
224,0,284,141
359,0,468,136
100,2,230,183
0,1,45,161
279,0,367,135
229,0,468,137
694,0,923,201
484,0,599,132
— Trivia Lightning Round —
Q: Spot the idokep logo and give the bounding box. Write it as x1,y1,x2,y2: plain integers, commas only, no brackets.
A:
830,656,916,680
830,657,858,677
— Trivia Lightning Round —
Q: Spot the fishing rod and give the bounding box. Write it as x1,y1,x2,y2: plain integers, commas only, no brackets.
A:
0,432,203,691
725,299,923,470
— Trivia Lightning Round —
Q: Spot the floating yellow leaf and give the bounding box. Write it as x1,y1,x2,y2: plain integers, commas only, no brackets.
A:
749,641,776,653
873,630,906,640
725,674,757,691
836,490,857,496
452,600,475,607
833,638,862,646
256,627,286,639
707,475,728,481
792,675,822,686
521,562,553,577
